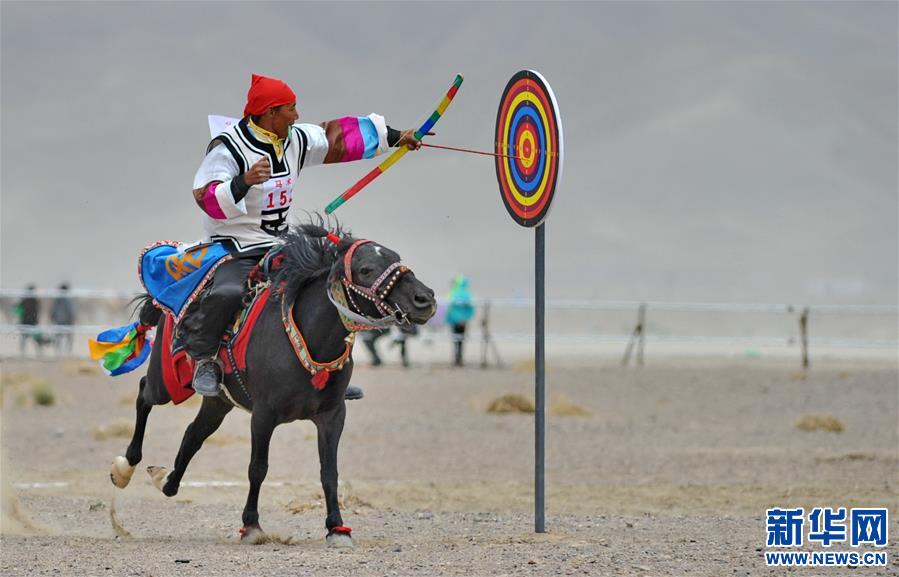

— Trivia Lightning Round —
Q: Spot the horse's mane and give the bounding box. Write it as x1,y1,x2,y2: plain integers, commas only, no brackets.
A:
273,214,354,304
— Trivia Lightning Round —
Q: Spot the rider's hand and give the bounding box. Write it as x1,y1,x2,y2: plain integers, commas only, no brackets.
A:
244,157,271,185
398,129,434,151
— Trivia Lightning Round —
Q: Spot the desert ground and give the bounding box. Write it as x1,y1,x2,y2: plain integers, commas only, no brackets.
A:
1,356,896,576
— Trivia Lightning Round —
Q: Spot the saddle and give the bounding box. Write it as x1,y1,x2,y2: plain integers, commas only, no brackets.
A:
159,247,283,405
160,286,271,405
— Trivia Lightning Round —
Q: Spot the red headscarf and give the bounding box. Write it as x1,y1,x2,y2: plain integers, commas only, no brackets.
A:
243,74,296,117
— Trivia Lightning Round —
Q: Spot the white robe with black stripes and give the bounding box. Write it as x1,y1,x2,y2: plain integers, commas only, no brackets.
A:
193,114,388,254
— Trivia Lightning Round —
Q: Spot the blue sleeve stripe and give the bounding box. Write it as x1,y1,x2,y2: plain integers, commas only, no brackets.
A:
358,117,380,159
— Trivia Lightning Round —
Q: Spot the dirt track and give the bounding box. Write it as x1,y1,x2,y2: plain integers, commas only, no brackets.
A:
1,358,896,576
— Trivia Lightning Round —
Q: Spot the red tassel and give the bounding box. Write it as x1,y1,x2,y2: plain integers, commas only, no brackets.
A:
326,232,341,246
311,370,330,390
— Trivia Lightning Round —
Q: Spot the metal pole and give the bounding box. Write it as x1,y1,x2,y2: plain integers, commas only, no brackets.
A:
636,303,646,367
480,300,490,369
535,223,546,533
800,307,810,369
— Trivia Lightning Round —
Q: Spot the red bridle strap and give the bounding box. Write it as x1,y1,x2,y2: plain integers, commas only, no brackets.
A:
343,239,371,284
339,239,411,323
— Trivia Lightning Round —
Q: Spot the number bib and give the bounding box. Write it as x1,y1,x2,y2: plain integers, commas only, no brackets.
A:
259,176,295,237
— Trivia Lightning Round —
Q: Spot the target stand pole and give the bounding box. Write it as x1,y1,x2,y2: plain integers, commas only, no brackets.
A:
535,222,546,533
495,68,561,534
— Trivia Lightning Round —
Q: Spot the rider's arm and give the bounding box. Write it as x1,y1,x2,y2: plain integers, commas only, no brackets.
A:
191,143,247,220
386,127,402,147
386,127,422,149
295,113,390,167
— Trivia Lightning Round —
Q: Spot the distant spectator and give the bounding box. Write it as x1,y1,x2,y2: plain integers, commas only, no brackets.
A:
390,324,419,368
360,329,387,366
445,275,475,367
15,284,45,357
361,325,419,368
51,283,75,356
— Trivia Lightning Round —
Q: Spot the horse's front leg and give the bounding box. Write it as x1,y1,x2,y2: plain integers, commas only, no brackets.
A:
110,377,152,488
146,396,233,497
315,403,353,548
240,406,276,543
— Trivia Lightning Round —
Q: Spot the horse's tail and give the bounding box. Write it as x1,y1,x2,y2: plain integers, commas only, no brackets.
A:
131,294,162,328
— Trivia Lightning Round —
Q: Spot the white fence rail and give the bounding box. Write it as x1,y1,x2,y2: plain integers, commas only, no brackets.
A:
1,289,896,365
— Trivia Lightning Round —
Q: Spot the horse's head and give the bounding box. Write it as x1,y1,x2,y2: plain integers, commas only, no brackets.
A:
332,238,436,327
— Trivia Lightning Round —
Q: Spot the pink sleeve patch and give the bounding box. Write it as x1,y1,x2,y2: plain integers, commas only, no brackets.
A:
203,183,228,220
338,116,365,162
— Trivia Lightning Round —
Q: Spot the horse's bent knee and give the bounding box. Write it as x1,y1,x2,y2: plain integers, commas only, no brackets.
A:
110,456,136,489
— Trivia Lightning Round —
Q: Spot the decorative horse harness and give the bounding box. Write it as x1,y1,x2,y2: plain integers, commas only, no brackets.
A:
329,239,412,329
281,238,412,389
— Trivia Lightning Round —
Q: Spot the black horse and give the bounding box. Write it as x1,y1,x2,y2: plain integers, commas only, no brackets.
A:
109,223,437,546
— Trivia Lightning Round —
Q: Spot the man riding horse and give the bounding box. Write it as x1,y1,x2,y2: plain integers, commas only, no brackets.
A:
183,74,423,396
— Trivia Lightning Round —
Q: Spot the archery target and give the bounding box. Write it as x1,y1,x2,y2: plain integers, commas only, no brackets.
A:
495,70,563,227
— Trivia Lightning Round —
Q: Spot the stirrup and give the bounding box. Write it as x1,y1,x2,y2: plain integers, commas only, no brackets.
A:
192,357,223,396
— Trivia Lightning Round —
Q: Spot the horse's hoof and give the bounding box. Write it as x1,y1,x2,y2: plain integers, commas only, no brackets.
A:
239,525,266,545
326,526,354,549
110,456,135,489
162,479,179,497
146,466,171,493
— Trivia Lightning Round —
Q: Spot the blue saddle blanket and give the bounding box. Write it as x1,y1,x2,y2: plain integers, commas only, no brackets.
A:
139,241,231,322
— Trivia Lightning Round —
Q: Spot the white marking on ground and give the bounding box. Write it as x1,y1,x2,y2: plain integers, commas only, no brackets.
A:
14,482,69,489
13,479,297,490
179,480,295,488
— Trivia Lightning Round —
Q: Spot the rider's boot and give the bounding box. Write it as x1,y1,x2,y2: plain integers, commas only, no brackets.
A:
192,357,222,396
345,385,364,401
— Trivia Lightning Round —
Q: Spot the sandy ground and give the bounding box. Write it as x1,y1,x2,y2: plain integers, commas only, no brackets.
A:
1,357,896,576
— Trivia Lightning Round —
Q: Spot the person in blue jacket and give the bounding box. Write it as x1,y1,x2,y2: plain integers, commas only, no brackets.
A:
445,275,475,367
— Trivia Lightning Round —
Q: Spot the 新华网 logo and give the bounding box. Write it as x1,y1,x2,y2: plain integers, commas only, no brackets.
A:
764,507,888,567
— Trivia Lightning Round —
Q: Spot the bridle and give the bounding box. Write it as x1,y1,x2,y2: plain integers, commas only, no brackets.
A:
277,234,418,390
327,239,412,330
